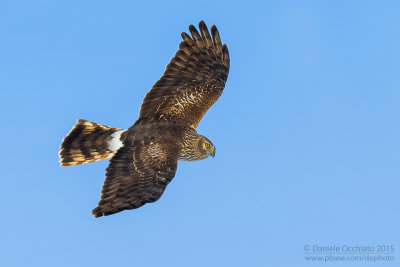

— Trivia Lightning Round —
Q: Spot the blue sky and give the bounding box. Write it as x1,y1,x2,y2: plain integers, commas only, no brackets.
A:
1,1,399,266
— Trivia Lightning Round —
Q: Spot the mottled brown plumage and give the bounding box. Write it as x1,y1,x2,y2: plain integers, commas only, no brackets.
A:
59,21,229,217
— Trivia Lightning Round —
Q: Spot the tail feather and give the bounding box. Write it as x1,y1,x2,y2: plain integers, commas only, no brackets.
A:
59,119,126,166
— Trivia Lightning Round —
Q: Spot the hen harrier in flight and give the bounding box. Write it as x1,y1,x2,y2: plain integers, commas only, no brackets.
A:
59,21,230,217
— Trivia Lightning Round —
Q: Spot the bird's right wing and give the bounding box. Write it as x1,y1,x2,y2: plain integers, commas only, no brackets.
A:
92,136,179,217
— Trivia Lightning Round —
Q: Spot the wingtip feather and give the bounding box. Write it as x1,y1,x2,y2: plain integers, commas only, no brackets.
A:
199,21,213,48
222,44,230,67
189,24,203,46
92,207,103,218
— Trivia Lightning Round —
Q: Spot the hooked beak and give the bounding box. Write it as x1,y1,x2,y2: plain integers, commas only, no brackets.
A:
211,146,216,158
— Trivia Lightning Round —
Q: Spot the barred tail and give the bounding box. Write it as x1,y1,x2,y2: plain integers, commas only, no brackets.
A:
59,119,126,167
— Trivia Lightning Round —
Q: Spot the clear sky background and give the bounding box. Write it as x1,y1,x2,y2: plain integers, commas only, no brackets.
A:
1,1,399,266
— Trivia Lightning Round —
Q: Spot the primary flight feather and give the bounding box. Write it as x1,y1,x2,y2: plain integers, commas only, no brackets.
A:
59,21,230,217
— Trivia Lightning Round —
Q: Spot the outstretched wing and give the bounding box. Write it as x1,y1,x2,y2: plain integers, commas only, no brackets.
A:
138,21,230,128
92,136,179,217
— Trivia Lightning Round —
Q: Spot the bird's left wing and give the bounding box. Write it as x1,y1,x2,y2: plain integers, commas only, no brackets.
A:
92,136,179,217
138,21,230,128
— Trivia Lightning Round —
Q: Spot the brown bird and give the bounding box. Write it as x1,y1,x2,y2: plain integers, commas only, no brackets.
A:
59,21,230,217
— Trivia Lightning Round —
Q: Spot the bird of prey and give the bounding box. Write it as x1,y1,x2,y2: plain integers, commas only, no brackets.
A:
59,21,230,217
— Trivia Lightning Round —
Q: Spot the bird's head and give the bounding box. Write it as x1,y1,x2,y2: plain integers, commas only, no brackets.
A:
198,136,216,158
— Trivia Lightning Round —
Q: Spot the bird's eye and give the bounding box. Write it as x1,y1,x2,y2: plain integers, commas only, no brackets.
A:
205,143,210,148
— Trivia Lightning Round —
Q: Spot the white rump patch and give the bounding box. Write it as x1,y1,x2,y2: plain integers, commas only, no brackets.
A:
108,129,126,152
